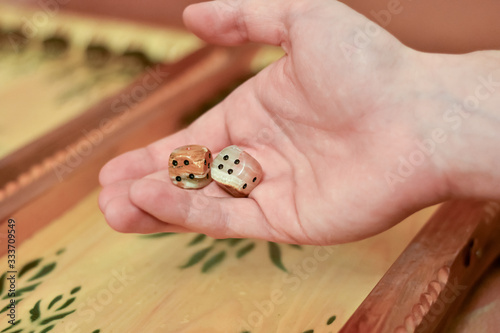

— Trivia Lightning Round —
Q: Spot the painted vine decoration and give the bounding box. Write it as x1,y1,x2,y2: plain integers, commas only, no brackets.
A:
0,249,100,333
239,314,336,333
142,234,338,331
0,236,334,332
141,233,303,272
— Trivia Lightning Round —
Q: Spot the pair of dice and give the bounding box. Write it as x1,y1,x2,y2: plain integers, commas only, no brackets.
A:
168,145,262,197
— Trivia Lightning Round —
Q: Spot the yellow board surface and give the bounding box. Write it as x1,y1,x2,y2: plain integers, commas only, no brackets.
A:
0,190,436,332
0,4,202,159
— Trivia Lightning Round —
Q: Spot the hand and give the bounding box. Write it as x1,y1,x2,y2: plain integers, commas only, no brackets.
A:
98,0,500,244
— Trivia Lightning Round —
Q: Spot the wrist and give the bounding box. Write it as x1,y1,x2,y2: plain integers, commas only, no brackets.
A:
416,50,500,200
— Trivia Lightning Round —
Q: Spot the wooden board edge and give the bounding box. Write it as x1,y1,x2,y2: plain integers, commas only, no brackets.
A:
0,44,259,251
0,45,215,186
340,200,500,333
0,0,201,29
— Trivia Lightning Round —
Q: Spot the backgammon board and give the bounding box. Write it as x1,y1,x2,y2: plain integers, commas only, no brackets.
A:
0,3,202,160
0,190,434,333
1,2,499,333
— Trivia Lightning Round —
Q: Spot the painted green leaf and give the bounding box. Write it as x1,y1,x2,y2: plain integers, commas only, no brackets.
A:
0,299,22,314
188,234,206,246
40,325,55,333
141,232,176,238
70,286,81,295
39,310,76,325
202,250,226,273
236,243,255,258
0,272,6,296
227,238,244,246
327,315,337,325
56,248,66,255
91,330,100,333
18,258,41,278
10,330,23,333
29,300,41,321
268,242,287,272
28,263,56,282
56,297,75,311
213,239,226,243
303,330,314,333
2,283,40,299
288,244,302,250
180,246,213,269
48,295,62,310
0,319,21,332
17,283,40,297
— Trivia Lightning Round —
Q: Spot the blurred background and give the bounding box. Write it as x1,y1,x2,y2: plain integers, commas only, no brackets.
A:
42,0,500,53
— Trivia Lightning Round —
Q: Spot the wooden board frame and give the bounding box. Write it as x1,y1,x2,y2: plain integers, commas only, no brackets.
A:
0,43,259,239
341,200,500,332
0,0,217,208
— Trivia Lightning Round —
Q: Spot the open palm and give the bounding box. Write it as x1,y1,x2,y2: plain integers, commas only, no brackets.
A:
99,0,449,244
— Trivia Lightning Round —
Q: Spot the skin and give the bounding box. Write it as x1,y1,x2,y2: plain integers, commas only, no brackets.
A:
98,0,500,245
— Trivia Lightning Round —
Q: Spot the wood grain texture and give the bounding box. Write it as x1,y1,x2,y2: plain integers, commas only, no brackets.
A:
0,3,202,180
341,200,500,333
0,190,435,333
448,258,500,332
0,43,260,237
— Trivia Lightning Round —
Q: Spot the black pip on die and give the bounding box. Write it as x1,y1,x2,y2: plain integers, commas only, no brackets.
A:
168,145,212,189
211,145,263,197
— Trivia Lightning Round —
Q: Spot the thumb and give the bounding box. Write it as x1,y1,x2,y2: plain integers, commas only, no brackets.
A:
183,0,291,47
